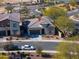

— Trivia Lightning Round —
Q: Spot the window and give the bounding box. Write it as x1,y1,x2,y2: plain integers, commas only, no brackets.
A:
13,23,17,27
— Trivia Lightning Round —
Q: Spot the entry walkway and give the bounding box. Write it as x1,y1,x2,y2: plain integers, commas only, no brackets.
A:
30,35,42,40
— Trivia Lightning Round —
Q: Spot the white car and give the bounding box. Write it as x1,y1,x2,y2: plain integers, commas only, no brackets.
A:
21,45,36,50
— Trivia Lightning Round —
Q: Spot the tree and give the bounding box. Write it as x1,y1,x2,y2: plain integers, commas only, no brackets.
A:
44,0,55,4
55,42,79,59
54,16,75,37
20,3,29,22
20,6,29,17
69,0,77,6
42,7,67,19
5,3,14,13
44,0,49,3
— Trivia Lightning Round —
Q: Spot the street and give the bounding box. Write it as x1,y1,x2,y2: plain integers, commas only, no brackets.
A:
0,41,59,51
14,42,59,50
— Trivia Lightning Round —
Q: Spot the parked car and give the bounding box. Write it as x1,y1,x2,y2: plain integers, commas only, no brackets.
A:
4,44,20,51
21,45,36,50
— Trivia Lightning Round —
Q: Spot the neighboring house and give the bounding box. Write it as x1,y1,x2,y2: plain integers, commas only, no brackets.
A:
74,21,79,34
0,13,20,36
68,9,79,34
22,16,55,36
29,10,42,18
67,9,79,16
70,15,79,34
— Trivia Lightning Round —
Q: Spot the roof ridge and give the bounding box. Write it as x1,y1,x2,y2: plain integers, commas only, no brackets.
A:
29,19,40,27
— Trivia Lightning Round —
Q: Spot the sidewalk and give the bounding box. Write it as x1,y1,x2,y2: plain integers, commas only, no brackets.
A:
0,50,59,53
0,39,79,43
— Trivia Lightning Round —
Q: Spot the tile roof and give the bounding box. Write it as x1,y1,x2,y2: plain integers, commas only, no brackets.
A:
9,13,20,22
25,16,54,29
0,13,20,22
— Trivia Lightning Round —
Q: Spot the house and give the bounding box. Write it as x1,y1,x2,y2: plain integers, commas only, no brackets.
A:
69,15,79,34
67,9,79,16
22,16,55,36
0,13,20,36
68,9,79,34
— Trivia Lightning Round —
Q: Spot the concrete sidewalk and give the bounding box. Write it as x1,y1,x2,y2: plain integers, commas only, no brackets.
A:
0,50,59,53
0,39,79,43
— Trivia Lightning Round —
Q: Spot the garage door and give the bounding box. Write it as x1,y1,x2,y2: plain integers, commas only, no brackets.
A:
30,30,40,35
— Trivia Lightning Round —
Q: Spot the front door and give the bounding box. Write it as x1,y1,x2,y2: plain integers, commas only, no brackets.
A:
30,30,41,35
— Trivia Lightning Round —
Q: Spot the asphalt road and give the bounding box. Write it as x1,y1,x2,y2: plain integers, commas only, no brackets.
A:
0,41,59,51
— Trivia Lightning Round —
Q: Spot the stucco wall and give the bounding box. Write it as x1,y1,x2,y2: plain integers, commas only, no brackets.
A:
10,20,20,36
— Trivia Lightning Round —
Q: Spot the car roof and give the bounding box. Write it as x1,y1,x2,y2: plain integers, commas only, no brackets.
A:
24,45,30,46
